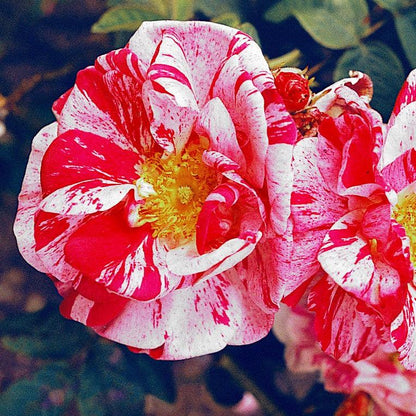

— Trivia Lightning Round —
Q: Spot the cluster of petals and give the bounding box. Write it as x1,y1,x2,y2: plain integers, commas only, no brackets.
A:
274,305,416,416
275,68,416,368
14,21,298,359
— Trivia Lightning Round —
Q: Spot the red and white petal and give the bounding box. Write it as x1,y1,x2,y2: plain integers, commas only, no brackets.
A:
14,123,58,273
101,71,153,154
142,80,198,154
143,30,200,153
64,208,181,301
40,130,138,197
196,97,246,171
40,179,135,216
34,211,88,282
95,48,145,83
166,231,261,280
210,63,269,188
319,210,408,323
292,137,348,233
388,69,416,129
308,277,387,362
315,72,373,114
57,67,132,151
60,284,129,327
391,284,416,370
128,22,240,106
381,148,416,193
264,91,297,235
92,272,274,359
381,101,416,168
196,183,240,254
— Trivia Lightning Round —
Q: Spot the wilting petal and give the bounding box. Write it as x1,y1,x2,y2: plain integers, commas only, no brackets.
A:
309,277,387,362
14,123,57,273
40,129,138,196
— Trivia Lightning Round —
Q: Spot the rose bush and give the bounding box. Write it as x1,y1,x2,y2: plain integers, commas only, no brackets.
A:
14,21,298,359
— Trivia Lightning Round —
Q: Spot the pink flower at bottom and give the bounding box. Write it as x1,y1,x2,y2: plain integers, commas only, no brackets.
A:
274,305,416,416
14,21,297,359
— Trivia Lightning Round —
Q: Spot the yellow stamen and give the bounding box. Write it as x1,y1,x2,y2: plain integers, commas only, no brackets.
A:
392,192,416,265
132,142,217,246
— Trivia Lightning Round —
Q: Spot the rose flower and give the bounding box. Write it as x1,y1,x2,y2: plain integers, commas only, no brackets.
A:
269,70,416,364
14,21,297,359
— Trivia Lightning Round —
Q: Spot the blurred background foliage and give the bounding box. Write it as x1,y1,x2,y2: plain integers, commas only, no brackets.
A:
0,0,415,415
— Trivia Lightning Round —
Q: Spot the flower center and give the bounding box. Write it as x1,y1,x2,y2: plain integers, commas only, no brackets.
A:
132,141,217,245
393,191,416,266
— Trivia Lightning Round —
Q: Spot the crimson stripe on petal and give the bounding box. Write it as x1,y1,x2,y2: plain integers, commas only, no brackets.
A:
64,207,173,301
40,129,138,197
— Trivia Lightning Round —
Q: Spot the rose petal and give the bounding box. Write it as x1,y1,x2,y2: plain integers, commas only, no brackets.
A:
86,272,274,359
14,123,57,273
40,179,135,215
308,277,387,361
64,207,181,301
40,129,138,197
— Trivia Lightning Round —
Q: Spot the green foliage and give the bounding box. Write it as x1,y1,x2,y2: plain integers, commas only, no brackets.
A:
92,0,250,35
373,0,416,12
0,306,175,416
334,41,405,119
266,0,370,49
0,304,92,359
394,6,416,67
91,3,166,33
0,362,74,416
213,13,260,44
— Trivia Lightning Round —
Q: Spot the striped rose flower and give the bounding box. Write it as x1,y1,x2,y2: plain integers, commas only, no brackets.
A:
14,21,296,359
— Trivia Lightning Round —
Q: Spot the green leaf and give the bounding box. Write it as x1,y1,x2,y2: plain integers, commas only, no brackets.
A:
373,0,415,12
170,0,194,20
212,12,241,27
0,305,92,359
268,0,370,49
334,41,405,120
0,362,74,416
264,0,294,23
194,0,243,19
395,7,416,66
91,4,166,33
107,0,169,15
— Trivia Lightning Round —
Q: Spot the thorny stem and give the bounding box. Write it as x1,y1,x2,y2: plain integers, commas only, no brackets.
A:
219,354,286,416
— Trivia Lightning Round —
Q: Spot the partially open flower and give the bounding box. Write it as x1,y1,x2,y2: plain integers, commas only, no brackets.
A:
14,21,297,359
